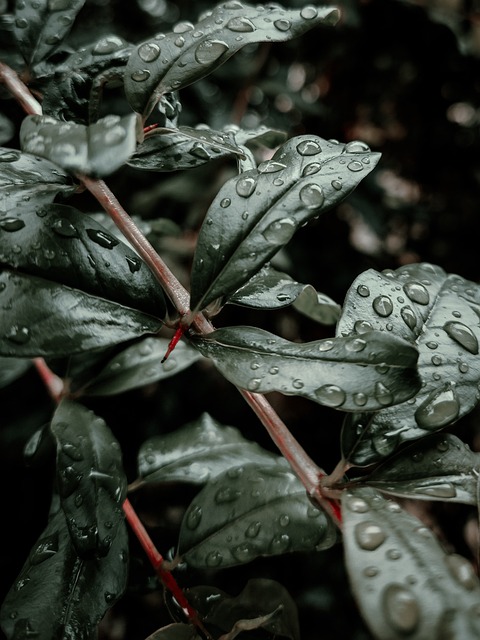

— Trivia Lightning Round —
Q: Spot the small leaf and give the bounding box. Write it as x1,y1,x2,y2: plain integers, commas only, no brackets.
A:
190,135,381,313
337,262,480,466
225,124,287,149
138,412,280,484
20,113,139,177
51,398,127,557
178,463,338,569
125,2,340,116
191,325,420,412
0,356,31,388
342,487,480,640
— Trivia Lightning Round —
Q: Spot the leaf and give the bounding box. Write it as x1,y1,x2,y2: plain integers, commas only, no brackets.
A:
128,125,246,172
84,337,204,396
0,505,128,640
357,433,480,505
228,263,341,324
145,623,200,640
225,124,287,149
124,2,340,116
189,135,381,314
0,356,31,388
337,262,480,466
51,398,127,557
13,0,86,67
220,608,282,640
0,270,163,357
342,486,480,640
20,113,139,177
138,412,280,484
0,203,167,318
178,462,338,569
191,325,420,412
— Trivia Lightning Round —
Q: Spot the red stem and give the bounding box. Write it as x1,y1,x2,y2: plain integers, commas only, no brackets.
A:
0,62,42,115
32,358,64,402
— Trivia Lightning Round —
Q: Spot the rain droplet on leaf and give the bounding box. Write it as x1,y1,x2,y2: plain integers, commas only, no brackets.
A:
195,40,229,65
403,282,430,305
444,321,479,355
226,16,255,32
354,521,386,550
415,385,460,430
314,384,346,407
382,584,420,634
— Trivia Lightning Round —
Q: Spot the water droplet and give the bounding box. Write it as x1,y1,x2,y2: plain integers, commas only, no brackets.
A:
414,483,457,498
375,382,393,406
357,284,370,297
458,362,469,374
292,379,304,389
301,162,321,177
299,183,325,209
300,6,318,19
205,550,223,566
15,17,28,28
52,217,78,238
186,505,202,530
220,198,231,208
415,385,460,430
315,384,346,407
131,69,151,82
444,321,478,355
297,139,321,156
372,295,393,317
347,160,364,172
31,534,59,565
0,218,25,232
126,256,141,273
330,179,342,190
318,340,334,351
400,305,417,330
279,514,290,527
236,176,257,198
174,36,185,47
446,553,478,590
258,160,286,173
195,40,229,65
382,584,419,634
137,42,161,62
273,18,291,31
270,533,290,553
353,393,367,406
215,486,241,504
6,325,30,345
346,495,369,513
74,494,83,507
86,228,119,249
345,140,370,153
226,16,255,31
426,341,438,349
354,320,373,333
245,521,261,538
347,338,367,352
276,293,291,303
262,217,296,244
431,354,442,366
364,566,379,578
403,282,429,305
247,377,261,391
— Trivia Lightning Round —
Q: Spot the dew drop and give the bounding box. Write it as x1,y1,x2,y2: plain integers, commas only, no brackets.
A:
131,69,151,82
215,486,241,504
355,521,386,550
357,284,370,297
354,320,373,333
186,505,202,530
431,354,442,366
364,566,379,578
52,217,78,238
205,550,223,567
273,18,291,31
195,40,229,65
262,217,296,244
270,533,290,553
92,35,125,54
31,534,59,565
426,341,438,350
345,140,370,153
245,521,261,538
138,42,161,62
241,211,249,220
126,256,141,273
346,495,369,513
414,483,457,498
318,340,334,351
226,16,255,32
315,384,346,407
387,548,402,560
6,325,30,345
415,385,460,430
220,198,231,208
292,379,304,389
347,338,367,352
331,179,342,190
232,543,255,562
258,161,286,173
273,177,284,186
444,321,478,355
347,160,364,172
382,584,420,634
299,183,325,209
0,218,25,232
86,228,119,249
15,17,28,28
403,282,430,305
300,5,318,19
445,553,478,590
297,139,322,156
353,392,367,406
236,176,257,197
174,36,185,47
400,305,417,330
372,295,393,317
375,382,394,406
247,378,261,391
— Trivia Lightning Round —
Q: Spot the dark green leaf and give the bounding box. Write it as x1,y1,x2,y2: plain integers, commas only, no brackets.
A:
0,269,163,357
124,2,340,116
337,263,480,466
0,504,128,640
342,487,480,640
85,337,204,396
20,113,139,177
138,412,280,484
145,623,200,640
189,135,381,313
13,0,86,67
191,325,420,411
51,398,127,557
178,462,338,569
0,355,31,388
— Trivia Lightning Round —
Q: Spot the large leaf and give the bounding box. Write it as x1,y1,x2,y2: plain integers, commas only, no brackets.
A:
191,325,420,412
342,487,480,640
178,462,338,569
51,398,127,557
337,262,480,466
189,135,381,314
124,2,340,116
0,270,163,357
0,504,128,640
138,412,280,484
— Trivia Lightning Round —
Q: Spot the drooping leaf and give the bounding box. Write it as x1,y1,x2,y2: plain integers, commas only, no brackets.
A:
84,337,204,396
124,2,340,117
0,203,167,318
224,123,288,149
0,270,163,357
337,262,480,466
229,263,341,324
178,462,338,569
20,113,139,177
0,355,31,388
138,412,280,484
189,136,381,314
0,504,128,640
342,486,480,640
13,0,86,67
51,398,127,557
191,325,420,412
145,623,200,640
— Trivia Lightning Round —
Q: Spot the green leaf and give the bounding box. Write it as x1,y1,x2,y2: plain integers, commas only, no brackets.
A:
337,262,480,466
138,412,280,484
0,356,31,388
0,270,163,357
51,398,127,557
189,135,381,314
0,505,128,640
225,124,287,149
13,0,86,67
145,624,200,640
342,487,480,640
20,113,139,177
178,463,338,569
84,337,204,396
191,325,420,411
124,2,340,116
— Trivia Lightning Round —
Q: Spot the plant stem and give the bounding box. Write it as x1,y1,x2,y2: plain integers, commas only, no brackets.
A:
32,358,64,403
0,62,42,116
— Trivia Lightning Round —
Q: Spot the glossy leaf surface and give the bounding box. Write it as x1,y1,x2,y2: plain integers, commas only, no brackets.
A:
338,263,480,466
138,412,280,484
51,398,127,557
342,487,480,640
191,325,420,411
125,2,340,116
190,135,381,313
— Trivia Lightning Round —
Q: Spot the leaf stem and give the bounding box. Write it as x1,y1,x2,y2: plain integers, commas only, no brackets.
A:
0,62,42,116
32,358,64,402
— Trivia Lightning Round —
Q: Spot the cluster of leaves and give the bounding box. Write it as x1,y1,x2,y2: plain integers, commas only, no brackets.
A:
2,1,480,640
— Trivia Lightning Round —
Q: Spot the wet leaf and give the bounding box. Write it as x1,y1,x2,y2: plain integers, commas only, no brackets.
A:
190,135,381,314
84,337,204,396
0,504,128,640
0,269,163,357
0,356,31,388
337,262,480,466
13,0,85,67
342,486,480,640
125,2,340,116
225,124,287,149
20,113,139,177
138,412,280,484
191,325,420,412
178,462,338,569
145,623,200,640
51,398,127,557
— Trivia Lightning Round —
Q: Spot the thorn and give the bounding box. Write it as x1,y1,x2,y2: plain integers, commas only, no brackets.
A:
162,324,186,363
